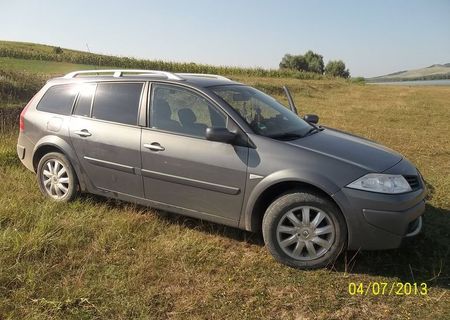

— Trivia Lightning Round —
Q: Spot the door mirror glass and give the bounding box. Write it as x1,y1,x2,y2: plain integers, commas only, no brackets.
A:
206,127,236,144
304,114,319,124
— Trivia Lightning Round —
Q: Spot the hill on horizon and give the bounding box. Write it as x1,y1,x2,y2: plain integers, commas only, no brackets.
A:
368,63,450,82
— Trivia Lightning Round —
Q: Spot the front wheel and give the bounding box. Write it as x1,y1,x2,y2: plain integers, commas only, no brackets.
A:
262,191,347,269
37,152,79,202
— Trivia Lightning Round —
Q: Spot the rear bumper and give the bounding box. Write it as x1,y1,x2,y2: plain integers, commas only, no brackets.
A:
17,144,25,160
333,186,426,250
17,133,35,172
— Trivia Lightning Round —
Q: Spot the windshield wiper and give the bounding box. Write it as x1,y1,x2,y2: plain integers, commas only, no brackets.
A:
304,124,324,137
270,126,323,140
304,127,319,136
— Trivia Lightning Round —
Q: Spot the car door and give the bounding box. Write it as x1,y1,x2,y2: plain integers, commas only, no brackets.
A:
141,83,248,222
69,82,145,198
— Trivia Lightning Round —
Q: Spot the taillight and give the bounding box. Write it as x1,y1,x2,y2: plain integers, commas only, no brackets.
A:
19,95,36,132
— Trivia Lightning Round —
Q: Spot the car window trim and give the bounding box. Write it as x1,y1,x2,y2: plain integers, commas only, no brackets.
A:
70,114,145,129
89,83,98,118
138,82,149,127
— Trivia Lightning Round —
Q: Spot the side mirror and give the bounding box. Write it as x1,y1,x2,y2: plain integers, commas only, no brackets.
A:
304,114,319,124
206,127,237,144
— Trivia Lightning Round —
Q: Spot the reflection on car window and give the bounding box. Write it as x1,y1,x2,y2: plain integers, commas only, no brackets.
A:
211,85,312,138
73,84,96,117
37,84,78,115
150,84,226,138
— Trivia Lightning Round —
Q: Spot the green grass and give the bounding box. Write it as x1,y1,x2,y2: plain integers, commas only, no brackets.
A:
0,51,449,319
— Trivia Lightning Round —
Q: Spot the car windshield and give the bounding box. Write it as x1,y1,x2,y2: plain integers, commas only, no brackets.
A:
210,85,313,139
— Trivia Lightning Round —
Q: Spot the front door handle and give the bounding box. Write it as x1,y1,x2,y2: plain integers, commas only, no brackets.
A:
143,142,165,152
74,129,92,137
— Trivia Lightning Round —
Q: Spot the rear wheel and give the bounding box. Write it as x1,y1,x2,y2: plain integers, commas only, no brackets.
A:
262,191,347,269
37,152,78,202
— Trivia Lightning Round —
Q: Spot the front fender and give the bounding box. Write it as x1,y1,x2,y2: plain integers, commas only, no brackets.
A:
241,168,341,231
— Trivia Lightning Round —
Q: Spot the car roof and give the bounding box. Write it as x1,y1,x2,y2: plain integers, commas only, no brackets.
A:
49,70,241,88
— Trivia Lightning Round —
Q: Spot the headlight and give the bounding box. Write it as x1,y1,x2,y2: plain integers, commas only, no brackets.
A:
347,173,412,194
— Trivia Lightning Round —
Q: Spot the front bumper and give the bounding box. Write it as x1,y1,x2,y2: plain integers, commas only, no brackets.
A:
362,200,424,236
405,216,422,237
333,187,426,250
332,158,427,250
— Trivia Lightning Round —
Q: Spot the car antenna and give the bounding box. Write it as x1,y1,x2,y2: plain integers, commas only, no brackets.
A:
86,43,99,71
283,86,298,115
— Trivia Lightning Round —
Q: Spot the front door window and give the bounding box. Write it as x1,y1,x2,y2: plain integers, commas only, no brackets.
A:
150,84,226,138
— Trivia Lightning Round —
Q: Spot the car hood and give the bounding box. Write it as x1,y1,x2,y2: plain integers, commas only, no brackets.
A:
286,128,403,172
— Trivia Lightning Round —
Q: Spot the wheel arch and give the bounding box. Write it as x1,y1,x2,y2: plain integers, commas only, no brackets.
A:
32,136,86,191
241,172,348,235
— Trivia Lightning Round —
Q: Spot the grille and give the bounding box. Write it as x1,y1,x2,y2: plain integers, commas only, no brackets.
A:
404,175,420,190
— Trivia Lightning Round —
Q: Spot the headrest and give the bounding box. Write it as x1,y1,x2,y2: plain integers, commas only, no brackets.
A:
178,108,197,124
153,99,172,119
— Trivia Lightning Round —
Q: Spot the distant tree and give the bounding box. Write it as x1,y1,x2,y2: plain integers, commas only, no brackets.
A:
279,51,324,74
304,50,324,74
53,46,63,54
279,54,308,71
324,60,350,78
291,55,308,71
280,53,302,70
279,51,351,77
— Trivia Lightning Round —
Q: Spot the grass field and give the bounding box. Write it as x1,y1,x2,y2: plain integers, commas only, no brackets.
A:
0,57,110,76
0,52,449,319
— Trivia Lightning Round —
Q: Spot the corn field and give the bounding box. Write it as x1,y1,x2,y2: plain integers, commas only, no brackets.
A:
0,70,45,102
0,41,329,80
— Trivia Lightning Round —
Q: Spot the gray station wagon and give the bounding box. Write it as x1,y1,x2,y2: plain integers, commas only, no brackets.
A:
17,69,426,269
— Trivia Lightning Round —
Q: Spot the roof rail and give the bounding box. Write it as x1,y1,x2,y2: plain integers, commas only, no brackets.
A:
177,73,231,81
63,69,183,80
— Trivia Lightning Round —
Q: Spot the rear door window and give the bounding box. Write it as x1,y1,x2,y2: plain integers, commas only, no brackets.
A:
36,84,77,115
92,82,143,125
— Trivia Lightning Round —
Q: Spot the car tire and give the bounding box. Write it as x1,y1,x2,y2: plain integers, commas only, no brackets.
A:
262,190,347,269
37,152,79,202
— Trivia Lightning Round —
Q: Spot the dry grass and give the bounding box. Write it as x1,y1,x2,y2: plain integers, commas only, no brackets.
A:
0,75,449,319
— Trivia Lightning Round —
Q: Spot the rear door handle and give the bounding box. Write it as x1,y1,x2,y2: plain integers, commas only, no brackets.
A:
74,129,92,137
143,142,165,152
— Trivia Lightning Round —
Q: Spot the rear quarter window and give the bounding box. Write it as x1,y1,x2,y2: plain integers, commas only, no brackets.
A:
36,84,77,115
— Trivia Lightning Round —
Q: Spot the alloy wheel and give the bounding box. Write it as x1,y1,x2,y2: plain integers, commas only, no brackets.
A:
41,159,70,199
276,206,336,260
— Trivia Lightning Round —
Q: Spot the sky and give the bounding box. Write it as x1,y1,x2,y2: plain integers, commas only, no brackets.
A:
0,0,449,77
